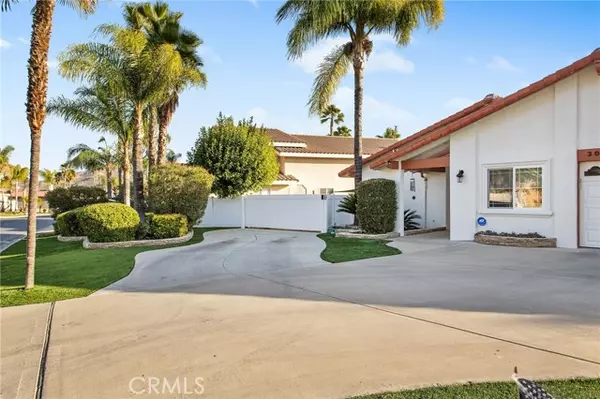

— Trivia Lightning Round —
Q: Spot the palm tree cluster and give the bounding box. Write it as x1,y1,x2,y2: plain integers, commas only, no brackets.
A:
0,145,29,212
50,2,206,220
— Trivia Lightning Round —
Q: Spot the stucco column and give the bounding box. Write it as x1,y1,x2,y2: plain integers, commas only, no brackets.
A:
396,167,405,236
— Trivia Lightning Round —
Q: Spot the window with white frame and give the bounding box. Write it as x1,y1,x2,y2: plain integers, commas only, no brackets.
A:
487,166,543,209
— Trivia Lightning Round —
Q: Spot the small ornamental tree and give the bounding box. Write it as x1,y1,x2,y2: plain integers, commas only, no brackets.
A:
187,113,279,198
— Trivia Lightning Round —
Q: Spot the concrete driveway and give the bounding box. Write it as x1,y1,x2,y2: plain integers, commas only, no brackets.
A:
1,229,599,399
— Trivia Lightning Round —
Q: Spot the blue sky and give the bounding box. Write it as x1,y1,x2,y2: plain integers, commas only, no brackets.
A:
1,1,598,169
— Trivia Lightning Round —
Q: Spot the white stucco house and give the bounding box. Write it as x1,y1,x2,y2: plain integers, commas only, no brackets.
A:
340,49,600,249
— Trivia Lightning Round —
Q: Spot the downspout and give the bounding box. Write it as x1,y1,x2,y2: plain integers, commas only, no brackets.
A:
420,172,428,228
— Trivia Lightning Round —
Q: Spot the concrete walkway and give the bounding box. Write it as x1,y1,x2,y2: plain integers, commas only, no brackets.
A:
1,229,599,399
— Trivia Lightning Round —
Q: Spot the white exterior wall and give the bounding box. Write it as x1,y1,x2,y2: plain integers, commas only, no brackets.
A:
449,66,599,248
281,157,355,194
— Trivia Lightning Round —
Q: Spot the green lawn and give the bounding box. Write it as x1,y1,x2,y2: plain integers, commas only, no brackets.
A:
0,227,224,307
317,233,400,263
349,379,600,399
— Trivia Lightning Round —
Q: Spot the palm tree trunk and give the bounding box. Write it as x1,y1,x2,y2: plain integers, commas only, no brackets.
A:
132,104,146,222
105,167,113,199
122,143,131,207
330,117,334,136
148,106,157,168
353,51,365,187
157,106,169,166
24,0,55,290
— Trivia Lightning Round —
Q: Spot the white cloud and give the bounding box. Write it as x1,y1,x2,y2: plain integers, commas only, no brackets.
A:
17,37,28,45
247,0,258,7
333,86,415,123
367,51,414,73
247,107,268,125
444,97,473,111
198,46,223,64
0,37,12,49
487,56,521,72
47,59,58,69
293,35,414,74
466,56,476,64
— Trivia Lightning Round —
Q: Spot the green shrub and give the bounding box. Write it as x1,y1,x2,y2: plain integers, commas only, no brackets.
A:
404,209,422,230
77,203,140,242
148,164,213,225
356,178,397,234
186,113,279,198
46,186,107,218
55,209,84,236
149,214,188,239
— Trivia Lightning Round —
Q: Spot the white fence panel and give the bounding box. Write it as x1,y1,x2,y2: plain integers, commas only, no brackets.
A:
199,194,355,232
327,194,354,227
200,197,242,227
244,195,326,232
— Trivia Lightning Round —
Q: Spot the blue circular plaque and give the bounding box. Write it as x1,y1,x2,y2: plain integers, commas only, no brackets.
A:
477,217,487,227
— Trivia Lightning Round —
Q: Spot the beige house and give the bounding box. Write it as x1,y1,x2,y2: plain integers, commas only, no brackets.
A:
262,129,397,195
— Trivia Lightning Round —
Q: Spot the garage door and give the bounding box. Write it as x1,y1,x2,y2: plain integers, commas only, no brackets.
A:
580,162,600,248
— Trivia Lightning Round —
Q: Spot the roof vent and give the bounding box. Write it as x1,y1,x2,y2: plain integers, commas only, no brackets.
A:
483,93,501,103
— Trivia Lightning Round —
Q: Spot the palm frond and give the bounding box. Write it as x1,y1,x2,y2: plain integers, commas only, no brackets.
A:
308,42,352,115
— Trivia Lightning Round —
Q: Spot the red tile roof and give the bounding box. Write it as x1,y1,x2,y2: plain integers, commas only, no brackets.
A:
339,48,600,177
263,129,398,156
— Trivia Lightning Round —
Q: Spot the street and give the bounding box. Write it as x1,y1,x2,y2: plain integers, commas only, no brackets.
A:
0,216,55,251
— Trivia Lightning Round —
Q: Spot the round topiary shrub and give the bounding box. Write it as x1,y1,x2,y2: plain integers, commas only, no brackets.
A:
77,203,140,242
148,164,213,225
356,178,397,234
55,208,84,236
149,214,189,239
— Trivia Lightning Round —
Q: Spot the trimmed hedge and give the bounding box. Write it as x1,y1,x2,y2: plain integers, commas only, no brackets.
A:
356,179,397,234
76,203,140,243
55,209,84,236
148,164,213,225
149,214,188,239
46,186,107,218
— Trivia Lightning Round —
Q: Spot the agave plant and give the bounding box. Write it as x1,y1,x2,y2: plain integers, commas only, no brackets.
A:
337,192,356,215
404,209,422,231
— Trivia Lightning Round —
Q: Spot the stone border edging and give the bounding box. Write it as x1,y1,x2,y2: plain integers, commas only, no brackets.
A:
335,230,400,240
57,231,193,249
474,234,557,248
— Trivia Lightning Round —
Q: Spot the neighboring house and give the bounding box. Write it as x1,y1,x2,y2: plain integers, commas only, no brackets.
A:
263,128,397,195
340,49,600,249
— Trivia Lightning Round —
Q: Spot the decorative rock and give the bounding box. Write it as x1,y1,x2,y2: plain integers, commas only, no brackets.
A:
474,234,557,248
57,235,86,242
404,227,447,236
82,231,194,249
335,230,399,240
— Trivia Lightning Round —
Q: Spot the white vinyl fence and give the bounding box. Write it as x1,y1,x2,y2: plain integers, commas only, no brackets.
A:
199,194,353,232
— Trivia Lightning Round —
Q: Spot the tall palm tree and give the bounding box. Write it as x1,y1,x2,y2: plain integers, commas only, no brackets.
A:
334,125,352,137
10,165,29,211
0,145,15,190
320,104,344,136
59,24,184,220
2,0,98,290
165,149,181,163
48,84,134,205
377,125,400,139
66,138,118,198
56,164,76,187
124,1,207,165
276,0,444,186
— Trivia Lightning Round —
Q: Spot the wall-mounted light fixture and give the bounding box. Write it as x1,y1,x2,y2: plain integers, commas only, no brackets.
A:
456,169,465,183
